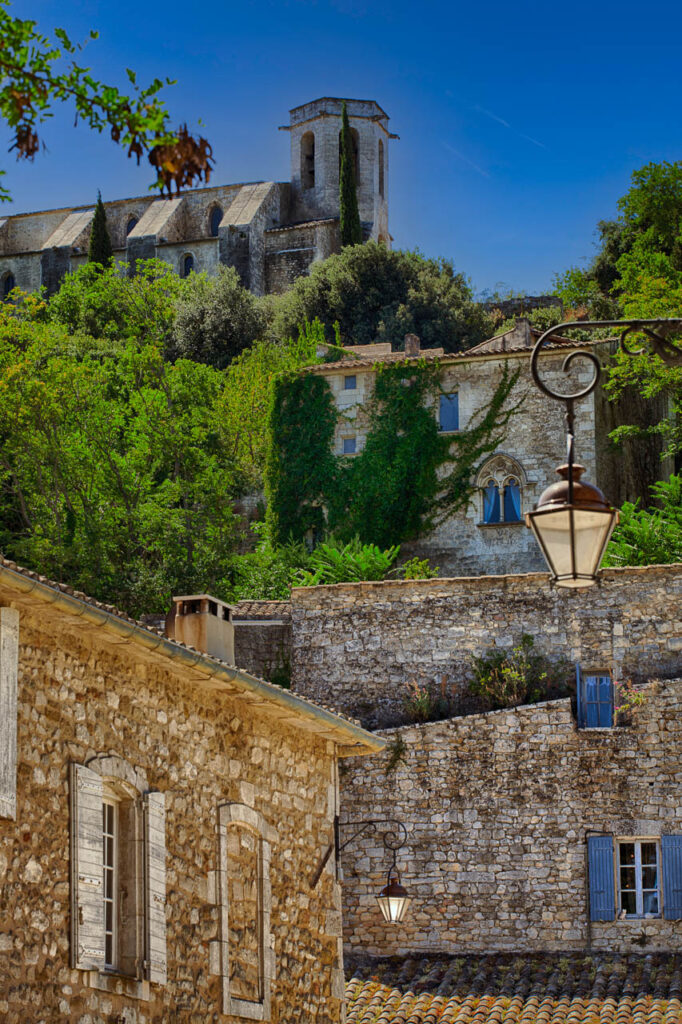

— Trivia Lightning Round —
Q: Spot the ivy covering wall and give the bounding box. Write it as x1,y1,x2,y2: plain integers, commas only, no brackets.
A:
265,358,520,549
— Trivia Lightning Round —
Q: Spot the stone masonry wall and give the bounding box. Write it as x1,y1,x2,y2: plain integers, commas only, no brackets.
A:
291,564,682,727
340,679,682,957
0,595,346,1023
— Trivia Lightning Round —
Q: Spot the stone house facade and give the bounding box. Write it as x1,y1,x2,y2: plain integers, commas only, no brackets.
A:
287,563,682,960
303,320,667,578
0,556,382,1023
0,97,394,297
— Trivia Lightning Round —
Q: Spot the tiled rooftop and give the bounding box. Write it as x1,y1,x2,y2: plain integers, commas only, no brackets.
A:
345,953,682,1024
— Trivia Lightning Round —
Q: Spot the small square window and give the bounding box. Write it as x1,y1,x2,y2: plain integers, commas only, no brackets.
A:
344,375,357,390
343,437,357,454
439,393,459,432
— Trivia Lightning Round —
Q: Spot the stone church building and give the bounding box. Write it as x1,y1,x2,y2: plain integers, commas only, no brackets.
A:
0,96,394,297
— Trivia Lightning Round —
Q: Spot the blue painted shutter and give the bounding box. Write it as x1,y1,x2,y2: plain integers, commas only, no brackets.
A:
588,835,615,921
598,676,613,728
661,835,682,919
576,663,584,727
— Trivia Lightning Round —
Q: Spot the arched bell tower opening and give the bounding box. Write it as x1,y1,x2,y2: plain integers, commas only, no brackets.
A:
301,131,315,190
284,97,394,244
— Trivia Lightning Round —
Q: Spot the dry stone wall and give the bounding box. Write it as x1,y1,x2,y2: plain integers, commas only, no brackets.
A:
339,679,682,957
0,598,345,1024
291,564,682,727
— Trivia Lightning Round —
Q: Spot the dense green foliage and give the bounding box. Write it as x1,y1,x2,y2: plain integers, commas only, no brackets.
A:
0,319,238,615
295,537,399,586
171,266,266,369
604,474,682,568
48,259,185,350
87,192,113,268
0,1,211,201
266,357,520,549
271,242,493,352
339,102,362,247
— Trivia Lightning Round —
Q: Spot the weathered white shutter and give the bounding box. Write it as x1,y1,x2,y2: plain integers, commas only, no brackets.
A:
144,790,167,984
0,607,19,820
70,762,105,970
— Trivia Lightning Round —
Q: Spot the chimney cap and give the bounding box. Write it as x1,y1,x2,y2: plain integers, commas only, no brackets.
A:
172,593,235,610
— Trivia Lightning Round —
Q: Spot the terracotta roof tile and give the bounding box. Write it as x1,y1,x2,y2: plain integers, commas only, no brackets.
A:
232,599,291,621
345,955,682,1024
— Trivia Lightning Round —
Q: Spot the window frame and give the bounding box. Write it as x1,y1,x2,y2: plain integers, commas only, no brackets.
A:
576,666,614,729
102,793,120,970
343,375,357,391
616,838,662,919
213,803,277,1020
438,392,459,433
342,436,357,455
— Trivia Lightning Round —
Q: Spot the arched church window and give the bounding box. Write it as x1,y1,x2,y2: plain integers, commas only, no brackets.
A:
126,217,138,236
483,480,501,524
182,253,194,278
378,139,385,198
476,454,526,525
503,477,522,522
209,206,223,237
2,272,15,300
338,127,360,184
301,132,315,190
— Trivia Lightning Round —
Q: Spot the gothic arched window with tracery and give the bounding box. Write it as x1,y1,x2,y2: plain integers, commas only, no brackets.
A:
476,455,526,525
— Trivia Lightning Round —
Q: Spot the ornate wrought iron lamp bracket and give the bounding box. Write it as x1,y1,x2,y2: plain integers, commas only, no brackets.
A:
530,318,682,506
310,816,407,888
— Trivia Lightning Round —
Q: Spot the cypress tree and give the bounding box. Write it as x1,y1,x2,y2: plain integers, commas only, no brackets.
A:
339,102,362,247
88,191,113,268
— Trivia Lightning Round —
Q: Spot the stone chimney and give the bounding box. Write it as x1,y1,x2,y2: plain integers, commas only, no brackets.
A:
404,333,421,356
166,594,235,664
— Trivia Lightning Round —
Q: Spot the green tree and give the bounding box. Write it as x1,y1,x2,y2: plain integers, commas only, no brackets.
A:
270,242,492,352
339,101,362,246
171,266,266,369
48,258,185,351
0,1,212,201
87,192,113,268
0,322,239,615
604,474,682,567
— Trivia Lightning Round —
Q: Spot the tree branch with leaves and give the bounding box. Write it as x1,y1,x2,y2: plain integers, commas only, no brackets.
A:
0,1,212,200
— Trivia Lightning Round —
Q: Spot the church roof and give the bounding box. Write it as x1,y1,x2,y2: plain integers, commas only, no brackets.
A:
345,952,682,1024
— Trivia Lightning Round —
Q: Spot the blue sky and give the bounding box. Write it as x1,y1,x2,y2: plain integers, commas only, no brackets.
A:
9,0,682,294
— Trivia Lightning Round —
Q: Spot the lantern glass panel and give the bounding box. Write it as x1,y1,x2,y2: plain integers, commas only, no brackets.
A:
529,507,617,588
376,892,411,924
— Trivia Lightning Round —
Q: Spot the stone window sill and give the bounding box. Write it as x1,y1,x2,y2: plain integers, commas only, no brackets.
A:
89,971,150,1001
476,520,525,529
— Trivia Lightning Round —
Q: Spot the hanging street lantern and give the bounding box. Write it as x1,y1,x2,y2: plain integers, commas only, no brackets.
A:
527,319,682,588
310,816,411,925
376,865,412,924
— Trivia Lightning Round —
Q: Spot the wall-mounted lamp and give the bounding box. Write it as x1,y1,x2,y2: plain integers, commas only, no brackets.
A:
528,318,682,588
311,816,411,924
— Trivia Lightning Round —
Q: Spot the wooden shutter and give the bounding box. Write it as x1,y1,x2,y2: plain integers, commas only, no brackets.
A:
576,663,583,727
144,790,167,984
70,763,106,970
661,835,682,919
587,834,615,921
0,607,19,820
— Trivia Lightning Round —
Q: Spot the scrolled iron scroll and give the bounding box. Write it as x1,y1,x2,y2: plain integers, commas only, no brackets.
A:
530,318,682,408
